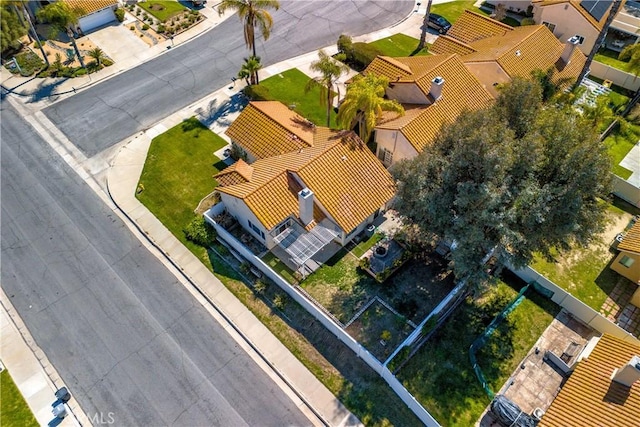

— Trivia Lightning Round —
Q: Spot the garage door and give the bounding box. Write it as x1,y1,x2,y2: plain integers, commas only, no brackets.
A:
78,7,116,33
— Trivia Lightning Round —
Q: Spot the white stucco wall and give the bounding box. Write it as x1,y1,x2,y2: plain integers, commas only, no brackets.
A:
533,3,600,54
219,193,273,247
375,129,419,167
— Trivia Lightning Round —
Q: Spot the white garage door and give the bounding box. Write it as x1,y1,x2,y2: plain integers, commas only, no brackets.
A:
78,7,116,33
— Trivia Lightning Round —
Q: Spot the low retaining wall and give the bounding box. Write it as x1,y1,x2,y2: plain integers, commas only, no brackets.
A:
203,208,441,426
590,61,640,92
509,265,640,345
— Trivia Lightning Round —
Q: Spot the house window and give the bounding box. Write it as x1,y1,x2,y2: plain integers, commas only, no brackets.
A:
620,255,635,268
248,220,265,240
543,22,556,33
378,148,393,166
275,219,291,235
577,35,585,44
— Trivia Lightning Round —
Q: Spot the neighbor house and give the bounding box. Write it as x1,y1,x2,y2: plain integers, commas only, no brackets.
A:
62,0,118,34
539,334,640,427
217,101,396,269
611,220,640,306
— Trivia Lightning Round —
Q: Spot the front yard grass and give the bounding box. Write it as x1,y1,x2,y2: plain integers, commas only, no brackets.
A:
137,120,421,426
137,117,227,266
399,274,560,427
1,370,39,427
137,1,187,22
5,49,44,76
530,204,634,310
368,33,430,57
257,68,337,128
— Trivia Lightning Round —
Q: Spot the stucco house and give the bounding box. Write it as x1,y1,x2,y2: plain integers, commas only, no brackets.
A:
539,334,640,427
611,220,640,306
367,10,586,168
63,0,118,34
218,101,396,269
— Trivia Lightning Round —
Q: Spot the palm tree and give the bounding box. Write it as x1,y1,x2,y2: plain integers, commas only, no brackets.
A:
575,0,623,87
336,73,404,144
238,56,262,85
305,50,349,127
417,0,433,51
18,1,49,67
87,47,106,67
217,0,280,59
37,2,86,68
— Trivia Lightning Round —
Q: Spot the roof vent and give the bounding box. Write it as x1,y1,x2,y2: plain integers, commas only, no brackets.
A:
430,76,445,102
515,50,521,57
611,355,640,387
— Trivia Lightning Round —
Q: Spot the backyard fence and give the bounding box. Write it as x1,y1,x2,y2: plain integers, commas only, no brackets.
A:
612,174,640,208
590,61,640,92
204,208,442,426
508,264,640,345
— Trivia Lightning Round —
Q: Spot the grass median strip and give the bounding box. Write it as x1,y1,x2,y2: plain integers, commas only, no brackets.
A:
1,370,39,427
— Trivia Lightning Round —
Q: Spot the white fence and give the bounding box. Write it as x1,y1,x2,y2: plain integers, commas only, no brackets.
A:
203,208,441,426
612,174,640,207
590,61,640,91
509,265,640,345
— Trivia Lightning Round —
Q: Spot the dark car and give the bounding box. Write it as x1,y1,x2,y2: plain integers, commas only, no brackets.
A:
427,13,452,34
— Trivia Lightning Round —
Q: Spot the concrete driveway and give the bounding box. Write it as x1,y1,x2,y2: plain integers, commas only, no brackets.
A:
85,21,150,71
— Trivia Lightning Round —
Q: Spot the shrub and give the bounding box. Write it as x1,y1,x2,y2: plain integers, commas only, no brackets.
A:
243,84,270,101
387,345,411,372
359,256,371,270
33,40,43,48
421,315,439,336
102,58,113,66
351,42,383,69
337,34,353,56
229,142,248,161
115,7,125,22
142,23,150,30
254,279,267,294
136,9,141,15
130,25,135,30
380,330,392,342
240,262,251,275
184,216,217,247
520,17,535,25
10,50,44,76
157,24,166,33
74,67,87,76
273,294,286,310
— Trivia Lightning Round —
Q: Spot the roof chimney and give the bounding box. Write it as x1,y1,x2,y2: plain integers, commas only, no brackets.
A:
430,76,444,102
298,188,314,226
562,35,581,65
611,356,640,387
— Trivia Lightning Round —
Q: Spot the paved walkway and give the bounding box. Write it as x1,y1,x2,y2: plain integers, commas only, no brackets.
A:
1,289,90,427
2,6,441,427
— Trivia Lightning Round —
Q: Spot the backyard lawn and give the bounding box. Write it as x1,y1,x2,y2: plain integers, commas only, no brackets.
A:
605,126,637,179
368,33,430,57
594,49,631,72
136,119,422,426
257,68,338,128
399,275,560,426
137,0,187,21
352,232,384,258
261,251,298,284
530,204,634,310
137,117,227,265
1,370,38,427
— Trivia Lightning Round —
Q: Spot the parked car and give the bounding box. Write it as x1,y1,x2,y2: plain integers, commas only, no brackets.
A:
427,13,451,34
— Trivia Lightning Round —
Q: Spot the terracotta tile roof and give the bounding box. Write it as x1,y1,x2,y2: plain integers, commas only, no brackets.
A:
225,101,316,160
446,10,513,44
217,129,395,232
364,56,413,81
368,54,494,153
431,35,477,56
533,0,606,29
64,0,117,16
540,334,640,427
619,221,640,254
214,159,253,186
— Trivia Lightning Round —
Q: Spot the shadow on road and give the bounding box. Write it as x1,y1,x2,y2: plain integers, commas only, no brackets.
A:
195,91,248,127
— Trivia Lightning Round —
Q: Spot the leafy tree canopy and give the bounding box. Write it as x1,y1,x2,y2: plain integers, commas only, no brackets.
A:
1,2,27,53
392,78,612,287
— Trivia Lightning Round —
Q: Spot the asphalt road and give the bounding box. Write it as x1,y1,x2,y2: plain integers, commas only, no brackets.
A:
43,0,414,156
1,101,311,426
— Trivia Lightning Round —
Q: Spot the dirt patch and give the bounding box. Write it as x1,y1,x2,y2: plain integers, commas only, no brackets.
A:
33,38,99,69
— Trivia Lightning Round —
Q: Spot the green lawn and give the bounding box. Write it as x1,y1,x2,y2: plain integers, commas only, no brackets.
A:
605,124,638,179
368,33,430,57
594,49,631,72
530,204,633,311
1,370,39,427
137,1,186,22
261,251,297,284
5,50,44,77
137,117,227,266
399,276,559,427
258,68,337,128
352,232,384,258
430,1,520,26
137,120,421,426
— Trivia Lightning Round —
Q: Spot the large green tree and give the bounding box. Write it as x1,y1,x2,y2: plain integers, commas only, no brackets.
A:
1,1,27,53
336,73,404,144
392,79,612,287
305,49,349,127
37,2,85,68
217,0,280,60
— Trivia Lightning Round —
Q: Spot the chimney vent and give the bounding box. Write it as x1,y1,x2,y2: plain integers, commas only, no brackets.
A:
298,188,314,226
611,355,640,387
562,35,581,64
430,76,444,102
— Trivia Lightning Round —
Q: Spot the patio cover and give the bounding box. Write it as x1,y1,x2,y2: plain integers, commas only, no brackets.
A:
273,220,338,266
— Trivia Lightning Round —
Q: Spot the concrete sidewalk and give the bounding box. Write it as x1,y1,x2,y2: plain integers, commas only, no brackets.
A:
1,289,90,427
